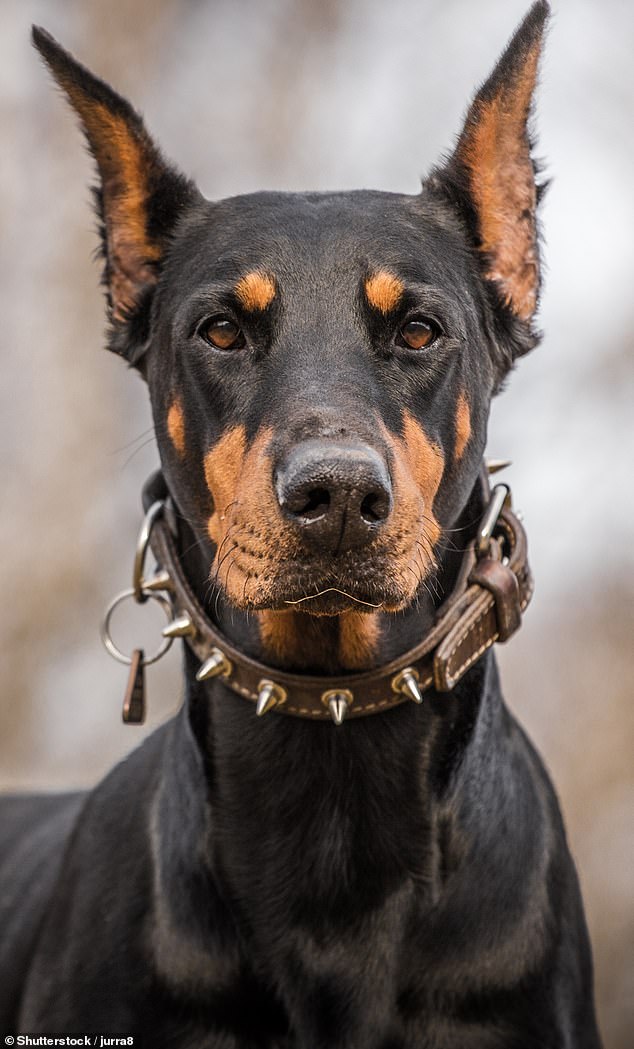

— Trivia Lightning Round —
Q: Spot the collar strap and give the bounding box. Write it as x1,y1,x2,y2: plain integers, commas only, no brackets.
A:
141,474,532,722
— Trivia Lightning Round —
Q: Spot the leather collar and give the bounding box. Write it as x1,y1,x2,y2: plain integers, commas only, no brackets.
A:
139,469,533,722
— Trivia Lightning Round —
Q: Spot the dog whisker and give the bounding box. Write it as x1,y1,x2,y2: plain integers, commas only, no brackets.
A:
283,587,382,609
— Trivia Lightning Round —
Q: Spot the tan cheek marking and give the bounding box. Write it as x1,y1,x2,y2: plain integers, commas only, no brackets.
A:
365,271,404,314
235,271,276,312
399,412,445,517
167,400,186,457
204,426,247,545
458,41,541,320
205,426,289,606
230,426,288,547
377,414,444,609
454,392,472,462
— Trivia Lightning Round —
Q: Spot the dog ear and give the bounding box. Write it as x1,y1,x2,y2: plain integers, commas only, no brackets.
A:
429,1,549,365
32,27,202,364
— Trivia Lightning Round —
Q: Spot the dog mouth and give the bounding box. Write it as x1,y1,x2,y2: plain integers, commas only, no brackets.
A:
281,586,384,616
209,541,434,615
204,421,443,616
284,587,382,610
241,579,405,615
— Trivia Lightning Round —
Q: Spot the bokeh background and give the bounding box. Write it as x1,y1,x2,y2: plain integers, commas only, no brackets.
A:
1,0,632,1042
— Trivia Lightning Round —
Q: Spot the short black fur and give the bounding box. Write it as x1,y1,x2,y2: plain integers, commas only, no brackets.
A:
0,5,602,1047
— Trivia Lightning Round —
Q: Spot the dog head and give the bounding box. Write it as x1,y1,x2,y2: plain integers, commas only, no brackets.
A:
33,4,548,644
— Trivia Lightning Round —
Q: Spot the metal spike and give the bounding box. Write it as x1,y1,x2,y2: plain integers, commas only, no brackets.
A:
328,693,349,726
256,680,285,717
392,667,424,704
400,669,423,704
486,458,512,475
162,612,195,638
142,569,173,593
196,648,230,682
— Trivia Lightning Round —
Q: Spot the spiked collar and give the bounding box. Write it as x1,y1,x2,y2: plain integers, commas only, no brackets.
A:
108,467,534,725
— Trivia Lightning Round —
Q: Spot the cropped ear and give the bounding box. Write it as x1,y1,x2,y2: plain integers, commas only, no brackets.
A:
428,2,549,365
32,27,202,364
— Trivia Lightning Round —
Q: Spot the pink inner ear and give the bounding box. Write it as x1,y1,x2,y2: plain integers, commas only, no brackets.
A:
458,41,541,322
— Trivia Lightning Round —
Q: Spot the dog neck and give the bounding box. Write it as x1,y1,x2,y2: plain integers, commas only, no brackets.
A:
149,478,507,1015
153,616,503,1017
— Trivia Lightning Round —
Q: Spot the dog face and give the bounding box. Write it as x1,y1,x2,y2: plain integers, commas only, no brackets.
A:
149,189,494,616
33,3,547,624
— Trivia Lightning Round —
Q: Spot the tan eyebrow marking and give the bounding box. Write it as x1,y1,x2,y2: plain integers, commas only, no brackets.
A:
167,399,185,457
364,270,405,314
235,271,276,312
454,391,472,462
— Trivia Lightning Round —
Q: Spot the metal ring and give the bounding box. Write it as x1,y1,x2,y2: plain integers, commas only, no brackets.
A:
132,500,165,603
100,588,174,666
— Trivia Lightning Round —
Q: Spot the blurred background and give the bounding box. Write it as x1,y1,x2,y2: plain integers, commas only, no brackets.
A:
1,0,632,1042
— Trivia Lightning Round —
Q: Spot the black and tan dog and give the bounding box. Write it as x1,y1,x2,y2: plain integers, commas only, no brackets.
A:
0,3,603,1046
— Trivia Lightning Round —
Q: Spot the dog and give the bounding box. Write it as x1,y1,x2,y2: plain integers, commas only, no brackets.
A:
0,3,603,1045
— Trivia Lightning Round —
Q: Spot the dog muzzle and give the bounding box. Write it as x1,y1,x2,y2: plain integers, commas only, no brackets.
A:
101,466,532,725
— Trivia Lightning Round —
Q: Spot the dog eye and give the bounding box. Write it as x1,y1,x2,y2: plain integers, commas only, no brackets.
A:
198,316,246,351
397,318,440,351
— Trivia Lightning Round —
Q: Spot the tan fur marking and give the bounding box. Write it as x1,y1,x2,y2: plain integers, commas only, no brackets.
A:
235,271,276,312
258,612,335,672
204,426,248,546
458,41,541,320
203,417,444,627
204,426,301,609
399,412,445,522
338,613,380,670
454,392,471,462
167,400,186,457
258,610,379,673
55,86,161,320
258,611,306,668
379,413,445,610
365,271,404,314
98,106,162,319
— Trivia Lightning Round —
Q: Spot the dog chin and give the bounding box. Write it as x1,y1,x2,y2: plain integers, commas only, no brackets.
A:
211,546,430,615
221,577,417,616
275,589,382,616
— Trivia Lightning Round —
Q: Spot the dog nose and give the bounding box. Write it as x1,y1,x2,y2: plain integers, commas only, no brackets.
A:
275,440,393,551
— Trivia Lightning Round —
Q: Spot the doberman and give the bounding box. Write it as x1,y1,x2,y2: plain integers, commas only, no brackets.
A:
0,3,603,1046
